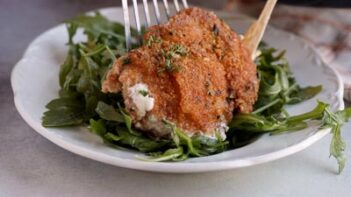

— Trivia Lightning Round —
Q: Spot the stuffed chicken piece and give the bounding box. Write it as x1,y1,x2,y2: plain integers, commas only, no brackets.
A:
102,7,259,138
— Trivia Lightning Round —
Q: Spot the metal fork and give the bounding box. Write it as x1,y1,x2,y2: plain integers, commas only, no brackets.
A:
122,0,189,50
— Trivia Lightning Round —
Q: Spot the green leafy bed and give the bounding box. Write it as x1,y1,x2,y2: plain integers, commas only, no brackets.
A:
42,13,351,173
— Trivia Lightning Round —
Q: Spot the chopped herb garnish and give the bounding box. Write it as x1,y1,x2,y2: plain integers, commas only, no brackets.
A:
158,44,187,74
169,44,188,56
145,35,162,47
138,90,149,96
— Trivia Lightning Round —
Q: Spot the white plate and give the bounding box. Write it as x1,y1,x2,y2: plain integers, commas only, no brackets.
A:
11,7,344,173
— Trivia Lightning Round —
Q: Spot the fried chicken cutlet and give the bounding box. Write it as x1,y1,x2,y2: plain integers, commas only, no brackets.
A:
102,7,259,139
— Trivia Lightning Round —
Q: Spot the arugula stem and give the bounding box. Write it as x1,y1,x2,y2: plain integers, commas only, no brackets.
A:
253,83,298,115
286,102,327,124
284,83,298,95
85,45,106,56
253,99,281,114
105,45,116,61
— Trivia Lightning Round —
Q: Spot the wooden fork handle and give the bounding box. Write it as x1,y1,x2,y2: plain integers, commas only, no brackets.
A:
243,0,278,59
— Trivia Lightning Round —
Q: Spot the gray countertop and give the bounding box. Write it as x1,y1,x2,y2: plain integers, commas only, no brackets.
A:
1,1,350,196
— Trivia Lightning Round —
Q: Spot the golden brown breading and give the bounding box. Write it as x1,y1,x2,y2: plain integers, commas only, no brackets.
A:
102,7,259,138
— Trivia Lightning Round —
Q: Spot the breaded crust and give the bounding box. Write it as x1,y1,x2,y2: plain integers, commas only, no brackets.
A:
102,7,259,138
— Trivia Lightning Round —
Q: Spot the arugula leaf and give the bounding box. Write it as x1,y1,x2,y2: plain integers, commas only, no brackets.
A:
230,100,351,174
166,122,201,157
288,85,323,104
191,135,228,155
42,97,85,127
59,44,79,87
115,128,168,152
118,105,142,136
45,97,82,110
95,101,124,122
254,46,322,116
89,119,107,136
42,108,85,127
142,121,228,161
230,44,349,172
141,147,185,162
43,12,130,127
230,101,328,133
103,132,122,142
321,107,351,173
66,12,125,46
89,120,170,152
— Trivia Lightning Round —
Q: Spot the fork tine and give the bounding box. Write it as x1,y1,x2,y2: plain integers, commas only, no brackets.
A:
124,0,188,49
122,0,131,51
174,0,180,12
182,0,188,8
162,0,171,18
132,0,142,44
142,0,151,27
152,0,161,24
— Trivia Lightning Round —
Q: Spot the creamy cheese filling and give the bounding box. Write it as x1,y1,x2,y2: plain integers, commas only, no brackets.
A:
213,122,229,140
184,122,228,141
128,83,155,118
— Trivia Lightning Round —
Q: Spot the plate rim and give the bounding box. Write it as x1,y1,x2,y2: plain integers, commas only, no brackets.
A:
11,7,345,173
